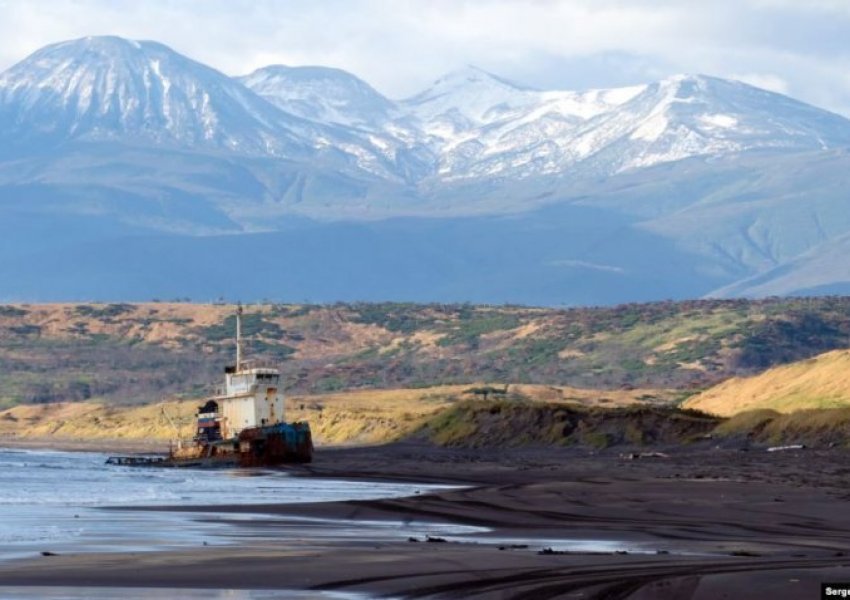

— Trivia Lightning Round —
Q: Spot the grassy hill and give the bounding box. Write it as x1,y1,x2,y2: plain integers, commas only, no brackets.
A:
684,349,850,416
8,363,850,449
417,400,720,449
413,400,850,450
0,384,676,446
713,408,850,447
5,298,850,449
2,297,850,410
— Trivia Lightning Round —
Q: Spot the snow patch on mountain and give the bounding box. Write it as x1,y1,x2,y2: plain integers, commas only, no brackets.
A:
3,37,850,187
239,65,397,129
0,36,312,155
237,58,850,183
403,66,537,126
400,72,850,181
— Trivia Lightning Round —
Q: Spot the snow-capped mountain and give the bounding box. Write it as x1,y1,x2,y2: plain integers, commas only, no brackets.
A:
238,65,439,182
400,71,850,181
403,66,539,126
3,35,849,184
3,36,850,304
0,36,439,180
238,61,850,183
239,65,397,129
0,36,320,156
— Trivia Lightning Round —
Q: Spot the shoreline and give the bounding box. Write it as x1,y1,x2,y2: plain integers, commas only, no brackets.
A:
1,442,850,598
0,436,168,454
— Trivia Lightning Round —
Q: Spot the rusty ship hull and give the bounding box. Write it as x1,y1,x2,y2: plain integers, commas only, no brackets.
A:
170,421,313,468
109,422,313,468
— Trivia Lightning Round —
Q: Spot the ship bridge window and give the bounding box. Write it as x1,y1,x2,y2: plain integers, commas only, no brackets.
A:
231,375,251,388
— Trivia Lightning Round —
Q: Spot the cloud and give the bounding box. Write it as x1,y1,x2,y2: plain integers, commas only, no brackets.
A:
0,0,849,114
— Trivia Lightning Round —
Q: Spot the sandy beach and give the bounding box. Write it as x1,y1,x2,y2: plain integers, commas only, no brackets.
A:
0,442,848,598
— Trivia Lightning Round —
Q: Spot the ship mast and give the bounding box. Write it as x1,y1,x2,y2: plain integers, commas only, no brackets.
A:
235,303,243,372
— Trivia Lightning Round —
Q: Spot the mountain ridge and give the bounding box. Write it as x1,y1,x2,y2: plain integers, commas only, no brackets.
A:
5,36,848,184
0,36,305,154
1,36,850,303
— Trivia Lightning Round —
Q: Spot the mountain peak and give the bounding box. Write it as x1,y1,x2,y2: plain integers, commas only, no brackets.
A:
3,37,850,184
429,65,532,92
661,73,709,83
54,34,143,50
404,66,536,126
24,35,177,63
0,35,309,155
239,64,394,127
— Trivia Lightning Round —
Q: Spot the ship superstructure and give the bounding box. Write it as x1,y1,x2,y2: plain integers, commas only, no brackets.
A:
109,306,312,468
197,306,287,441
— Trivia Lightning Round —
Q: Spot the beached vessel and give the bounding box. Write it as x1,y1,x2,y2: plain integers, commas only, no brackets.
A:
108,306,312,468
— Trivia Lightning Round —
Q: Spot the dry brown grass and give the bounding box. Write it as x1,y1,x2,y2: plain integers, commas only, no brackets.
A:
286,386,461,445
712,407,850,447
685,349,850,416
0,303,232,344
0,383,678,447
0,399,198,441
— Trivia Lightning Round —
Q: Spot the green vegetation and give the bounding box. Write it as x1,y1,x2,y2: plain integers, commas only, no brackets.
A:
199,313,283,341
2,297,850,408
251,339,296,360
73,304,134,319
350,302,443,333
419,399,850,449
713,407,850,447
714,409,781,437
436,311,522,348
417,399,720,448
0,335,221,407
463,385,509,400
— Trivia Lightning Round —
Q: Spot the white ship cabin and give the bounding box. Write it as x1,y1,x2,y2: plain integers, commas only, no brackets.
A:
204,307,286,439
214,359,286,438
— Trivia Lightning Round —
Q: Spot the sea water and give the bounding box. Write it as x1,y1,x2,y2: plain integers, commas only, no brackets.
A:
0,447,476,560
0,447,676,598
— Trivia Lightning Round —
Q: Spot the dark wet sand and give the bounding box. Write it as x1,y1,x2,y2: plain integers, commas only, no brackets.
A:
2,442,850,598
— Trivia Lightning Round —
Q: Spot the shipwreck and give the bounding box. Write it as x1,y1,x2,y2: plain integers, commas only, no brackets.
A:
108,305,312,468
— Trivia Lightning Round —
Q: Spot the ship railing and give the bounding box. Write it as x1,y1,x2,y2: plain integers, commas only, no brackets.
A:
237,359,279,371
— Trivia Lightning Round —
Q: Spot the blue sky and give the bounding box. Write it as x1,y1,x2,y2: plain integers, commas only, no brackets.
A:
1,0,849,114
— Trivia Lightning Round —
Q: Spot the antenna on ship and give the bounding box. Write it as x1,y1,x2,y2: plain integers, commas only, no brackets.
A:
235,302,243,372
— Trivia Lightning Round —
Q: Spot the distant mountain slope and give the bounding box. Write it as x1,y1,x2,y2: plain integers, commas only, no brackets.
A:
239,65,397,128
580,149,850,280
0,202,729,305
710,227,850,298
685,350,850,416
2,36,850,302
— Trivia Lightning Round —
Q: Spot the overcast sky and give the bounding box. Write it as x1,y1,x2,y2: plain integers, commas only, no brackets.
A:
1,0,849,114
